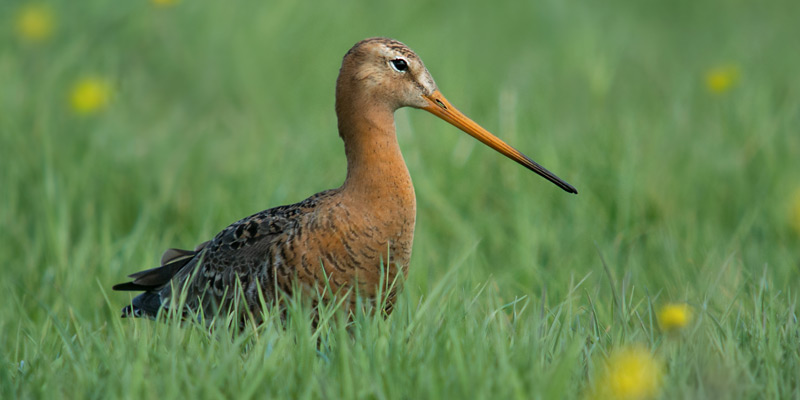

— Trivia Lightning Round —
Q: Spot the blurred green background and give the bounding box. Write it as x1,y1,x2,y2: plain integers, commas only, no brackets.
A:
2,0,799,398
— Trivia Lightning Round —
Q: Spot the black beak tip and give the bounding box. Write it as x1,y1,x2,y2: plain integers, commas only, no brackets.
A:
566,184,578,194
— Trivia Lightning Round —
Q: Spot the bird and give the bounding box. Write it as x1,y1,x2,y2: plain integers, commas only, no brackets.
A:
113,37,577,323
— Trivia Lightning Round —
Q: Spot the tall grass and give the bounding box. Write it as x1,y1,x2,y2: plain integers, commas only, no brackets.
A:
2,0,799,398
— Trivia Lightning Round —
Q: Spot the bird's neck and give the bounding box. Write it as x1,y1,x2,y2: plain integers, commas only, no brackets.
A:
337,99,415,211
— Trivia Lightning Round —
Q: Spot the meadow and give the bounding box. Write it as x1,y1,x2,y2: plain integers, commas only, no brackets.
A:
2,0,799,398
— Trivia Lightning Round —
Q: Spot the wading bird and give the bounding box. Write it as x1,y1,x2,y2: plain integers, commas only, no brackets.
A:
113,38,576,322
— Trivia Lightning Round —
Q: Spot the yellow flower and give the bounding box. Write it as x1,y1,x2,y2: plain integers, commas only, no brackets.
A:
705,65,739,94
15,3,55,43
590,346,663,400
69,78,112,115
658,303,692,333
151,0,180,7
790,187,800,236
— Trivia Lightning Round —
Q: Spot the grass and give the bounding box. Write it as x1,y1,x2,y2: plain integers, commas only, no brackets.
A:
2,0,800,398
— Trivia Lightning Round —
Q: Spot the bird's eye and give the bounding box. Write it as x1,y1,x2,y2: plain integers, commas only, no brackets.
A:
390,58,408,72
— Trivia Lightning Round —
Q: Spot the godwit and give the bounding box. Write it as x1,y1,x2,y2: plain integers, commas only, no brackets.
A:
113,38,576,321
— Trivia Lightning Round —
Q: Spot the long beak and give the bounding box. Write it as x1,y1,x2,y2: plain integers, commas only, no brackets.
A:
422,90,577,194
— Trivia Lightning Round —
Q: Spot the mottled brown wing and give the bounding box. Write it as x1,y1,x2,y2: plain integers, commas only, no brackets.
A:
114,189,337,318
156,190,340,315
154,208,298,316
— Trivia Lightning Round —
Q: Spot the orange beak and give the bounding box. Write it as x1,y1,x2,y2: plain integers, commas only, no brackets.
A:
422,90,577,194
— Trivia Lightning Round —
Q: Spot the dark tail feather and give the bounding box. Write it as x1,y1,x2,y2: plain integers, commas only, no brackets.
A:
113,256,195,291
112,282,150,291
114,246,203,318
114,243,208,291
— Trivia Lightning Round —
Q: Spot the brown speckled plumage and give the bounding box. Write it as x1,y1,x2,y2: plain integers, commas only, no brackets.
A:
113,37,576,322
